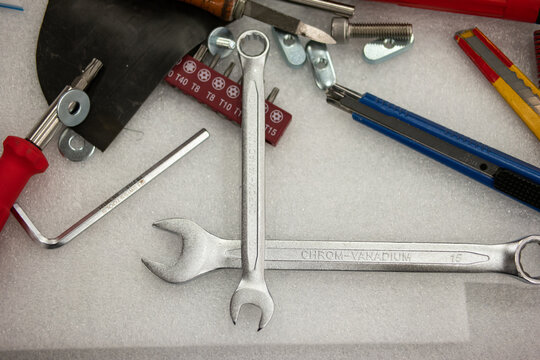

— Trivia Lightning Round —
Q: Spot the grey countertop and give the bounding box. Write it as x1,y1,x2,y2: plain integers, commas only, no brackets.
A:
1,0,539,358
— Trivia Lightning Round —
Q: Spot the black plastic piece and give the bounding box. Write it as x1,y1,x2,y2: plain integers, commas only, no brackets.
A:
36,0,224,151
493,168,540,210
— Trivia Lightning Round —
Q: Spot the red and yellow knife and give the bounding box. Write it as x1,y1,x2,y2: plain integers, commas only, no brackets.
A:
455,28,540,141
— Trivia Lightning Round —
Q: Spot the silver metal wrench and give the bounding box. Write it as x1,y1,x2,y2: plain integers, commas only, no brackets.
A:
142,219,540,285
229,30,274,331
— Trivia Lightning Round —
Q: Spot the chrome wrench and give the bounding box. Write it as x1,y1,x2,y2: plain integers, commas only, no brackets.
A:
142,219,540,285
229,30,274,331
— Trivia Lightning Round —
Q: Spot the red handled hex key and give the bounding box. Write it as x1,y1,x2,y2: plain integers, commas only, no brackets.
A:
12,130,209,248
0,59,102,231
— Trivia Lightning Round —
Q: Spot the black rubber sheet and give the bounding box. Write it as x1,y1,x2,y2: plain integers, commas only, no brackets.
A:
36,0,224,151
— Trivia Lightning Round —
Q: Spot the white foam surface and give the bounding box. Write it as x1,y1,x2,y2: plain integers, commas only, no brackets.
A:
1,0,540,358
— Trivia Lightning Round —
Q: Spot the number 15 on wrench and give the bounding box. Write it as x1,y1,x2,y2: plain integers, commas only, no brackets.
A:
142,219,540,285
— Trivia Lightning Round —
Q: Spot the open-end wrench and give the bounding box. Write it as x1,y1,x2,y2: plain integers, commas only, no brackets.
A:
142,219,540,285
229,30,274,331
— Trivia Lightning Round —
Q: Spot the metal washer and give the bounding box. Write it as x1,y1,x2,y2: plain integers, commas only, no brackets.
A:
58,128,95,162
57,88,90,127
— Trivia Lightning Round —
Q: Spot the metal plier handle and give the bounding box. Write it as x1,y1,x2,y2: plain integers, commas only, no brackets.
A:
327,84,540,211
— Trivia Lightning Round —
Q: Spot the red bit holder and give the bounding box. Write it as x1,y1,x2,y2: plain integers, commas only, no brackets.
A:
165,55,292,146
535,30,540,87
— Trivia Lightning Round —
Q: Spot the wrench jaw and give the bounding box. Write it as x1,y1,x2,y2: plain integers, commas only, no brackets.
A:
141,257,182,284
230,277,274,331
141,218,228,284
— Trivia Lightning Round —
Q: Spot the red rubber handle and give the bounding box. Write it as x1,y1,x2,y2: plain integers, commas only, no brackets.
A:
370,0,540,23
0,136,48,231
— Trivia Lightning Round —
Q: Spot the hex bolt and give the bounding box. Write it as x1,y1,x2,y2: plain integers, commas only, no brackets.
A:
215,37,236,50
331,17,412,44
266,87,280,103
223,62,236,77
208,27,235,59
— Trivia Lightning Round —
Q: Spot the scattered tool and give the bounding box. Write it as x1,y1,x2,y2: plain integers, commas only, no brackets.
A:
142,219,540,285
455,28,540,141
370,0,540,24
327,84,540,211
229,30,274,331
535,30,540,87
166,47,292,146
208,27,236,60
11,130,209,248
363,35,415,64
58,128,96,162
177,0,335,44
0,59,102,232
272,27,307,69
331,18,413,44
282,0,355,17
306,41,336,90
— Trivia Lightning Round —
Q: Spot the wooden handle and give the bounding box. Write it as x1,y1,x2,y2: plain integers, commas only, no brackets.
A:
179,0,238,21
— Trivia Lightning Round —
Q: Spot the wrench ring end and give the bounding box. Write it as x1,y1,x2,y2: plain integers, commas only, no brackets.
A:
515,236,540,285
237,30,270,60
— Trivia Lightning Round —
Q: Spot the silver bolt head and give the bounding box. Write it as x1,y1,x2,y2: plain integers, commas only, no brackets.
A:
215,37,236,50
208,27,235,58
331,17,349,44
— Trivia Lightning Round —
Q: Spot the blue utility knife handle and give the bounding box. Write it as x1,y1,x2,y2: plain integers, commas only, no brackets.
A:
354,93,540,210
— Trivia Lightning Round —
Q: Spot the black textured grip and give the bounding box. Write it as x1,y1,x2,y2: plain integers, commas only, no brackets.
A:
493,168,540,209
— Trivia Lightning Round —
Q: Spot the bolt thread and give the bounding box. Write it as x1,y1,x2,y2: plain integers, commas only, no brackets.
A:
349,23,412,41
215,37,236,50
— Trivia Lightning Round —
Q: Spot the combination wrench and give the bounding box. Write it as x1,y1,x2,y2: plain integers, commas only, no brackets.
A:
229,30,274,331
142,219,540,285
